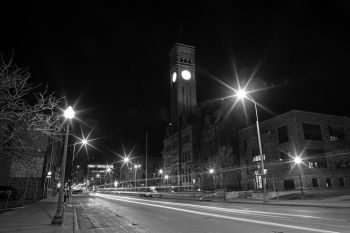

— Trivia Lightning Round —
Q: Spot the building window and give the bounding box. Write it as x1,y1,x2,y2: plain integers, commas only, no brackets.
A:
165,144,171,152
285,163,292,170
339,177,344,187
277,126,289,143
279,151,289,161
243,138,248,152
328,125,345,141
312,178,318,187
308,160,327,168
336,159,350,168
306,149,324,156
326,177,332,187
303,123,322,141
182,135,191,144
284,179,295,190
252,148,259,157
171,141,177,149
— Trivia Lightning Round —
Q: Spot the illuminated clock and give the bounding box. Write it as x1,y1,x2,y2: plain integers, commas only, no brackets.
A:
172,72,177,82
181,70,191,80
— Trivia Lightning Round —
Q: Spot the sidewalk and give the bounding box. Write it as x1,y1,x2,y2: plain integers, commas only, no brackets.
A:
0,195,75,233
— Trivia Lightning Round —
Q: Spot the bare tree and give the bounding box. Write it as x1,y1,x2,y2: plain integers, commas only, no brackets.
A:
208,144,240,192
0,55,62,155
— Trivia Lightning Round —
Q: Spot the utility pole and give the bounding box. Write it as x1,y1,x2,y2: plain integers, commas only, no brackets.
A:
145,132,148,187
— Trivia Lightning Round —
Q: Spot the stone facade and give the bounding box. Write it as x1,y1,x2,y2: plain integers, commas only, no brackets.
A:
162,43,243,191
239,110,350,192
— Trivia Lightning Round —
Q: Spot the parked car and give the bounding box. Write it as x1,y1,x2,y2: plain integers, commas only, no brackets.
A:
72,189,83,194
0,186,18,200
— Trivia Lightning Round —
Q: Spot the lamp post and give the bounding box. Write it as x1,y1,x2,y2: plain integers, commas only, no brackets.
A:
164,175,169,188
294,156,304,196
236,89,268,203
72,139,88,165
70,138,87,190
106,167,111,184
52,106,75,224
209,168,215,193
159,169,163,187
134,164,141,191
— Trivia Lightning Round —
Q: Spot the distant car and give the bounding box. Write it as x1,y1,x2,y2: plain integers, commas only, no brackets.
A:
72,189,83,194
0,186,18,200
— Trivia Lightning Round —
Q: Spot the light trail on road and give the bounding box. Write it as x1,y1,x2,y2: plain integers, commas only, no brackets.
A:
91,193,341,233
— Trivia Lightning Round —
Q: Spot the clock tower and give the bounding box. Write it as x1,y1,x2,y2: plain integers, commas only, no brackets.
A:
169,43,197,128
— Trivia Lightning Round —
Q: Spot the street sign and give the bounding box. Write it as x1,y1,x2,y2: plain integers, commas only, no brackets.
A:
253,154,265,162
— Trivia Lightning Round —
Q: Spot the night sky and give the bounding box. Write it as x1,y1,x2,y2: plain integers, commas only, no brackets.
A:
1,1,349,163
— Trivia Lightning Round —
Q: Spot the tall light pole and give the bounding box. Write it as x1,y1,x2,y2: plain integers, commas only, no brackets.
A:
164,174,169,188
71,138,87,187
134,164,141,191
209,168,215,193
106,167,111,184
236,89,268,203
145,133,148,188
294,156,304,196
52,106,75,224
159,169,163,187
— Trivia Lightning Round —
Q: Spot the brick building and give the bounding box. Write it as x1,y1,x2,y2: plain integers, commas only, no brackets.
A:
0,129,63,200
239,110,350,192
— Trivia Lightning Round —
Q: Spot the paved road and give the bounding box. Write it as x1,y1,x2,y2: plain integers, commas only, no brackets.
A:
73,193,350,233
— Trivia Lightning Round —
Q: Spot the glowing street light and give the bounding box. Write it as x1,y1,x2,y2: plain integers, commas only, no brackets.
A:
236,89,247,100
106,167,111,173
235,88,268,203
114,180,118,188
209,168,215,192
159,169,163,174
134,164,141,190
64,106,75,119
164,174,169,187
123,157,130,163
294,156,301,164
53,106,75,224
294,156,304,196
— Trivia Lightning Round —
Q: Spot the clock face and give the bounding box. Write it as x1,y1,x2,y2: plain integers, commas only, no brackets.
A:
181,70,191,80
172,72,177,82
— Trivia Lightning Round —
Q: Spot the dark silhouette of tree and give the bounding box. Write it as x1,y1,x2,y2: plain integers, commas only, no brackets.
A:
0,55,62,156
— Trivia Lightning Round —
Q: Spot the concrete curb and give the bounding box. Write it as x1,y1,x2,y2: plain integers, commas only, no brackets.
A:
73,208,79,232
208,198,350,209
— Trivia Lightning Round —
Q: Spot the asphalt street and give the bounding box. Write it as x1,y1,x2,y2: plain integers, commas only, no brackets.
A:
73,193,350,233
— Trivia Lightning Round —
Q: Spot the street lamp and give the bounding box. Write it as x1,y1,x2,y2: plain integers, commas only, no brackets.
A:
159,169,163,187
235,89,268,203
134,164,141,191
294,156,304,196
71,138,88,185
209,168,215,192
164,174,169,188
53,106,75,224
